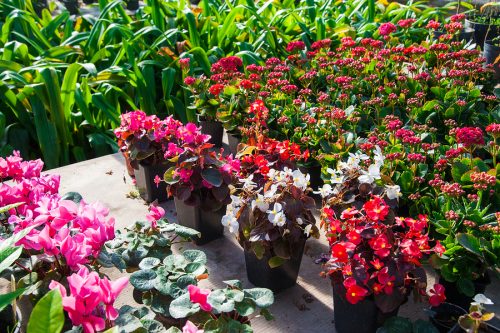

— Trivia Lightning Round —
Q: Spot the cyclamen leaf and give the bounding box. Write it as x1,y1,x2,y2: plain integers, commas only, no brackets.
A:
130,269,157,291
245,288,274,308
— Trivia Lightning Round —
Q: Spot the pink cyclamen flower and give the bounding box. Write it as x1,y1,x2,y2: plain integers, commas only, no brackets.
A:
99,276,129,320
146,204,165,228
183,321,204,333
379,22,397,36
188,285,212,312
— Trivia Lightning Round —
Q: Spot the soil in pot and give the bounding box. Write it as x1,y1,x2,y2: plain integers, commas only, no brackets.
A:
484,40,500,82
174,197,225,245
227,131,241,156
428,303,467,333
332,283,400,333
200,120,224,147
439,273,490,311
135,162,171,203
244,237,306,292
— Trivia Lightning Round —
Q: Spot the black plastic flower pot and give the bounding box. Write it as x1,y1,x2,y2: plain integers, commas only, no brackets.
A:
465,18,500,50
299,163,323,192
82,0,95,4
428,303,467,333
244,238,306,293
439,273,490,311
62,0,79,15
200,120,223,147
332,284,400,333
484,40,500,82
174,197,225,245
227,132,242,156
135,162,170,203
126,0,139,11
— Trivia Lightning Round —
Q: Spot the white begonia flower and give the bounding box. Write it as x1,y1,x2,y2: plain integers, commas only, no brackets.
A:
251,194,269,212
373,146,385,167
221,214,239,234
267,202,286,227
296,217,304,225
304,224,312,237
292,169,310,191
230,195,243,207
241,174,257,190
264,184,278,198
282,167,294,178
267,169,279,181
358,163,381,184
385,185,402,200
314,184,334,198
473,294,493,305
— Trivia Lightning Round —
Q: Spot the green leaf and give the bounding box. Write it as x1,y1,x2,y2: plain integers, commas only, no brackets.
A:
169,293,200,319
381,316,412,333
0,287,26,312
0,246,22,274
183,249,207,264
201,168,223,187
245,288,274,308
457,278,475,297
130,269,157,291
139,257,161,270
27,290,64,333
457,233,482,256
412,319,439,333
451,162,469,184
268,256,285,268
235,298,256,317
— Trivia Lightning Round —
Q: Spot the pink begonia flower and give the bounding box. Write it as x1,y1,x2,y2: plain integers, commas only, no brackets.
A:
50,266,127,333
164,142,184,159
175,168,194,183
146,204,165,229
188,285,212,312
183,321,204,333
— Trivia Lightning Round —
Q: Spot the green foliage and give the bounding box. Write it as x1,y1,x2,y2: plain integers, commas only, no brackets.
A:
0,0,442,166
26,289,65,333
377,316,439,333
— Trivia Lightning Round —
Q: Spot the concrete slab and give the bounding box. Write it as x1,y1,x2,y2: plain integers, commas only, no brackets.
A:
49,152,500,332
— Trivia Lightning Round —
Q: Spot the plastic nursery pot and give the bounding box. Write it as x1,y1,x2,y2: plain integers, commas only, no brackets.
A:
174,197,225,245
332,282,400,333
298,163,324,192
62,0,79,15
244,237,306,293
126,0,139,11
135,162,171,203
82,0,95,4
428,303,467,333
484,40,500,82
465,18,500,50
199,120,224,147
227,131,242,156
122,152,137,178
439,273,490,311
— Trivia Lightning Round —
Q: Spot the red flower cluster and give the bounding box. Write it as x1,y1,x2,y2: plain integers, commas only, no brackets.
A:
323,196,443,306
379,22,397,36
455,127,485,147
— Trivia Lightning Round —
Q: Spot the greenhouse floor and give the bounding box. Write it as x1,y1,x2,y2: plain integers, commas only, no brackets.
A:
52,149,500,332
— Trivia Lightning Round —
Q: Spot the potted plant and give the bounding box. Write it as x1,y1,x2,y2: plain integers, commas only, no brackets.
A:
168,280,274,332
465,3,500,49
428,302,468,333
0,153,130,333
115,110,183,202
484,36,500,81
161,123,239,245
318,149,445,333
222,166,319,292
185,56,244,148
456,294,497,333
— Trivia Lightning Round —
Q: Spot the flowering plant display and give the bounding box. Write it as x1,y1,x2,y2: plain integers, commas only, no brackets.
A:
322,194,445,312
114,110,183,168
222,167,319,268
168,280,274,332
458,294,495,333
162,123,240,210
0,153,129,333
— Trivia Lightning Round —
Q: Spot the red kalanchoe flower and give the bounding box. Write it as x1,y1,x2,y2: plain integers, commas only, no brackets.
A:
429,284,446,307
486,123,500,136
379,22,397,36
363,196,389,222
455,127,484,147
286,41,306,53
208,83,225,96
